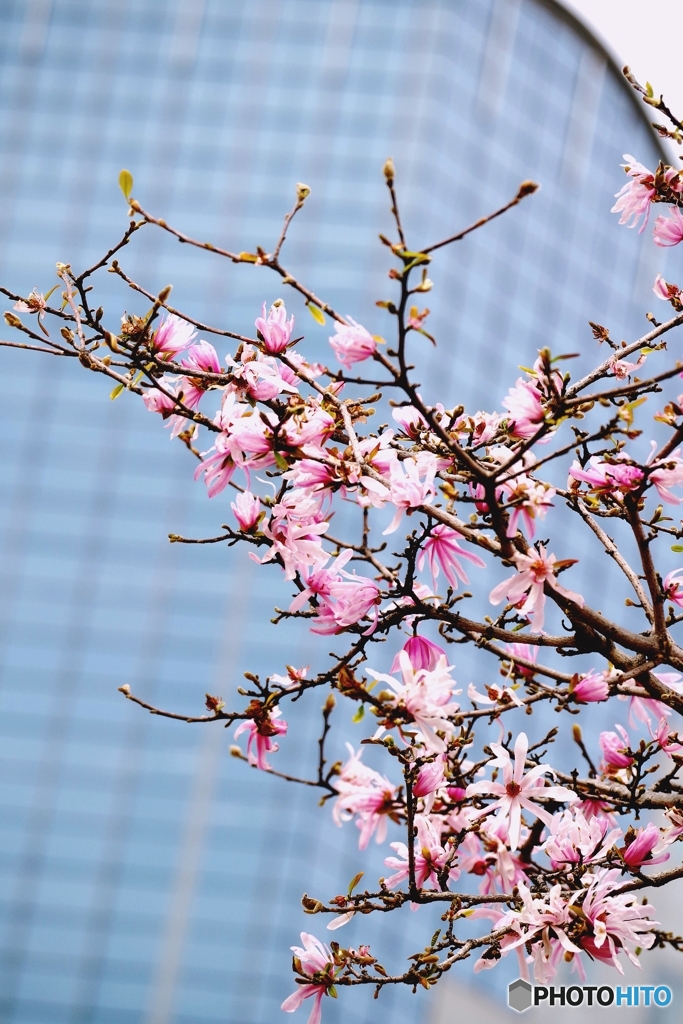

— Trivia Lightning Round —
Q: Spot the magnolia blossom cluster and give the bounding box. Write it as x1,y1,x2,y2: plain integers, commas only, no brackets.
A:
137,304,683,651
81,284,683,1021
280,636,681,1016
9,88,683,1024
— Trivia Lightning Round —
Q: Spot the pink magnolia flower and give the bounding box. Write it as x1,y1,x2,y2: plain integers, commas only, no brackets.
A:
502,475,555,538
473,881,579,981
467,681,523,709
447,785,468,805
182,340,221,373
351,432,400,509
281,933,336,1024
142,381,180,419
287,349,324,381
142,379,190,439
619,668,682,726
653,206,683,247
648,451,683,504
384,814,459,890
14,288,47,320
578,798,617,825
281,404,335,450
195,434,238,496
231,490,262,532
176,340,222,408
289,550,354,614
578,867,658,970
234,704,287,770
663,807,683,843
466,732,578,850
284,455,337,492
454,410,503,446
332,744,399,849
367,651,461,752
255,299,294,353
417,524,486,589
269,664,309,690
272,488,329,526
502,379,545,439
542,808,622,869
489,545,584,633
569,456,644,498
218,392,279,451
311,574,382,634
413,757,447,798
329,317,376,368
611,155,656,231
620,823,669,868
228,344,299,401
457,829,529,895
600,725,634,772
383,453,438,535
664,569,683,608
391,635,446,674
392,405,427,438
152,312,196,358
649,717,683,757
291,552,381,635
504,642,538,680
570,669,610,703
653,273,683,303
570,450,683,505
608,352,647,379
257,516,330,582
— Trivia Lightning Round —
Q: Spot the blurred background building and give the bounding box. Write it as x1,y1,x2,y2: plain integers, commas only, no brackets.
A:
0,1,678,1023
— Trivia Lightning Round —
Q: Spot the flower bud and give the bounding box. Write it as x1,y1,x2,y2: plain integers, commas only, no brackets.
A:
391,635,445,673
517,180,539,198
301,894,324,913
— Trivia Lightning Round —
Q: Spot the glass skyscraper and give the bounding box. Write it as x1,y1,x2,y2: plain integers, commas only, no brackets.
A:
0,2,674,1024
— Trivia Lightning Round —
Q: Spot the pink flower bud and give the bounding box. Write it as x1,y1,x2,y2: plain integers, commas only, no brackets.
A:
329,317,376,368
653,207,683,248
152,313,196,358
621,823,669,868
413,758,446,797
663,568,683,608
231,490,261,532
599,725,634,770
182,340,221,373
391,405,426,439
255,300,294,353
570,670,610,703
390,635,445,673
653,273,683,303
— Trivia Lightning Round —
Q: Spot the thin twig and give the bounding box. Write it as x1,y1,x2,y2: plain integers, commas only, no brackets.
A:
420,183,538,255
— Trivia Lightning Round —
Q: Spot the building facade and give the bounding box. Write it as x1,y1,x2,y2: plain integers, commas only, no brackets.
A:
0,2,672,1023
